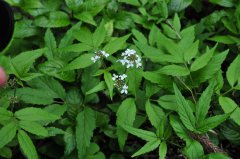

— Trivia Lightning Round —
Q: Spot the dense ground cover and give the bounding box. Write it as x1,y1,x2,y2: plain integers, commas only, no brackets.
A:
0,0,240,158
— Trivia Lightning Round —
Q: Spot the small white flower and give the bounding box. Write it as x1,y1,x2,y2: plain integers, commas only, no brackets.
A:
91,50,110,63
121,84,128,94
118,49,142,69
112,73,128,95
119,74,127,80
112,74,118,81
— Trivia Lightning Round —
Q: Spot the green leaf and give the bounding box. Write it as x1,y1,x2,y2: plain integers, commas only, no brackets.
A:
16,88,55,105
173,13,181,32
74,12,96,26
64,127,76,155
59,22,82,48
132,29,148,44
116,98,136,150
15,107,59,122
0,147,12,159
119,123,157,141
219,97,240,125
86,81,106,95
173,83,196,131
44,29,57,59
34,11,70,28
205,153,231,159
27,76,66,100
158,65,189,76
209,35,240,44
39,60,75,82
184,40,199,62
190,46,216,72
93,21,107,48
146,100,165,129
188,49,229,86
183,140,204,159
127,69,142,96
119,0,141,6
60,43,93,53
18,130,38,159
76,107,96,159
0,122,17,149
10,48,46,76
209,0,234,7
104,72,114,100
140,71,172,88
19,121,48,137
63,53,95,71
103,34,130,54
195,81,215,123
135,41,182,63
73,27,93,45
132,140,160,157
0,108,13,123
197,114,229,133
170,115,190,141
157,95,177,111
65,0,83,11
159,141,167,159
169,0,193,12
226,55,240,87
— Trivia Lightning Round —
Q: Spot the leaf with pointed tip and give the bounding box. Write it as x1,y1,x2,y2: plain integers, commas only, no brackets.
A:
173,83,196,131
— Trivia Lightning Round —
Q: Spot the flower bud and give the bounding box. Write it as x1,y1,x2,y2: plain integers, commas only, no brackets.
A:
0,67,7,87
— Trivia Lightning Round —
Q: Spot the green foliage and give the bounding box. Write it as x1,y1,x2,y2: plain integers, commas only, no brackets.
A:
1,0,240,158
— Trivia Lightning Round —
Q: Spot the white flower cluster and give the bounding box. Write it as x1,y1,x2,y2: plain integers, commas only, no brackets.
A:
118,49,142,68
91,50,110,63
112,74,128,94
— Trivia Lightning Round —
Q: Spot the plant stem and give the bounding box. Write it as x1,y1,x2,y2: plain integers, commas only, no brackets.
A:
222,87,234,96
176,76,197,104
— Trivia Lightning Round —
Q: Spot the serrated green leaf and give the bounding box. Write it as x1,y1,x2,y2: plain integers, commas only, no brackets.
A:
170,115,190,141
158,65,189,76
86,81,106,95
0,122,17,149
10,48,46,76
0,108,13,123
103,35,130,54
183,140,204,159
76,107,96,159
209,0,234,7
63,53,94,71
15,107,59,122
173,83,196,131
34,11,70,28
132,140,160,157
119,123,157,141
18,130,38,159
173,13,181,32
116,98,136,150
197,114,229,133
195,81,215,123
19,121,48,137
226,55,240,87
146,100,165,129
190,46,216,71
219,97,240,125
16,88,55,105
184,40,199,62
93,21,107,48
159,141,167,159
104,72,114,100
132,29,147,44
44,29,57,59
0,147,12,159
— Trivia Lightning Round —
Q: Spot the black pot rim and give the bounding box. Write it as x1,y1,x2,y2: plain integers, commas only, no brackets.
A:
0,0,14,52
